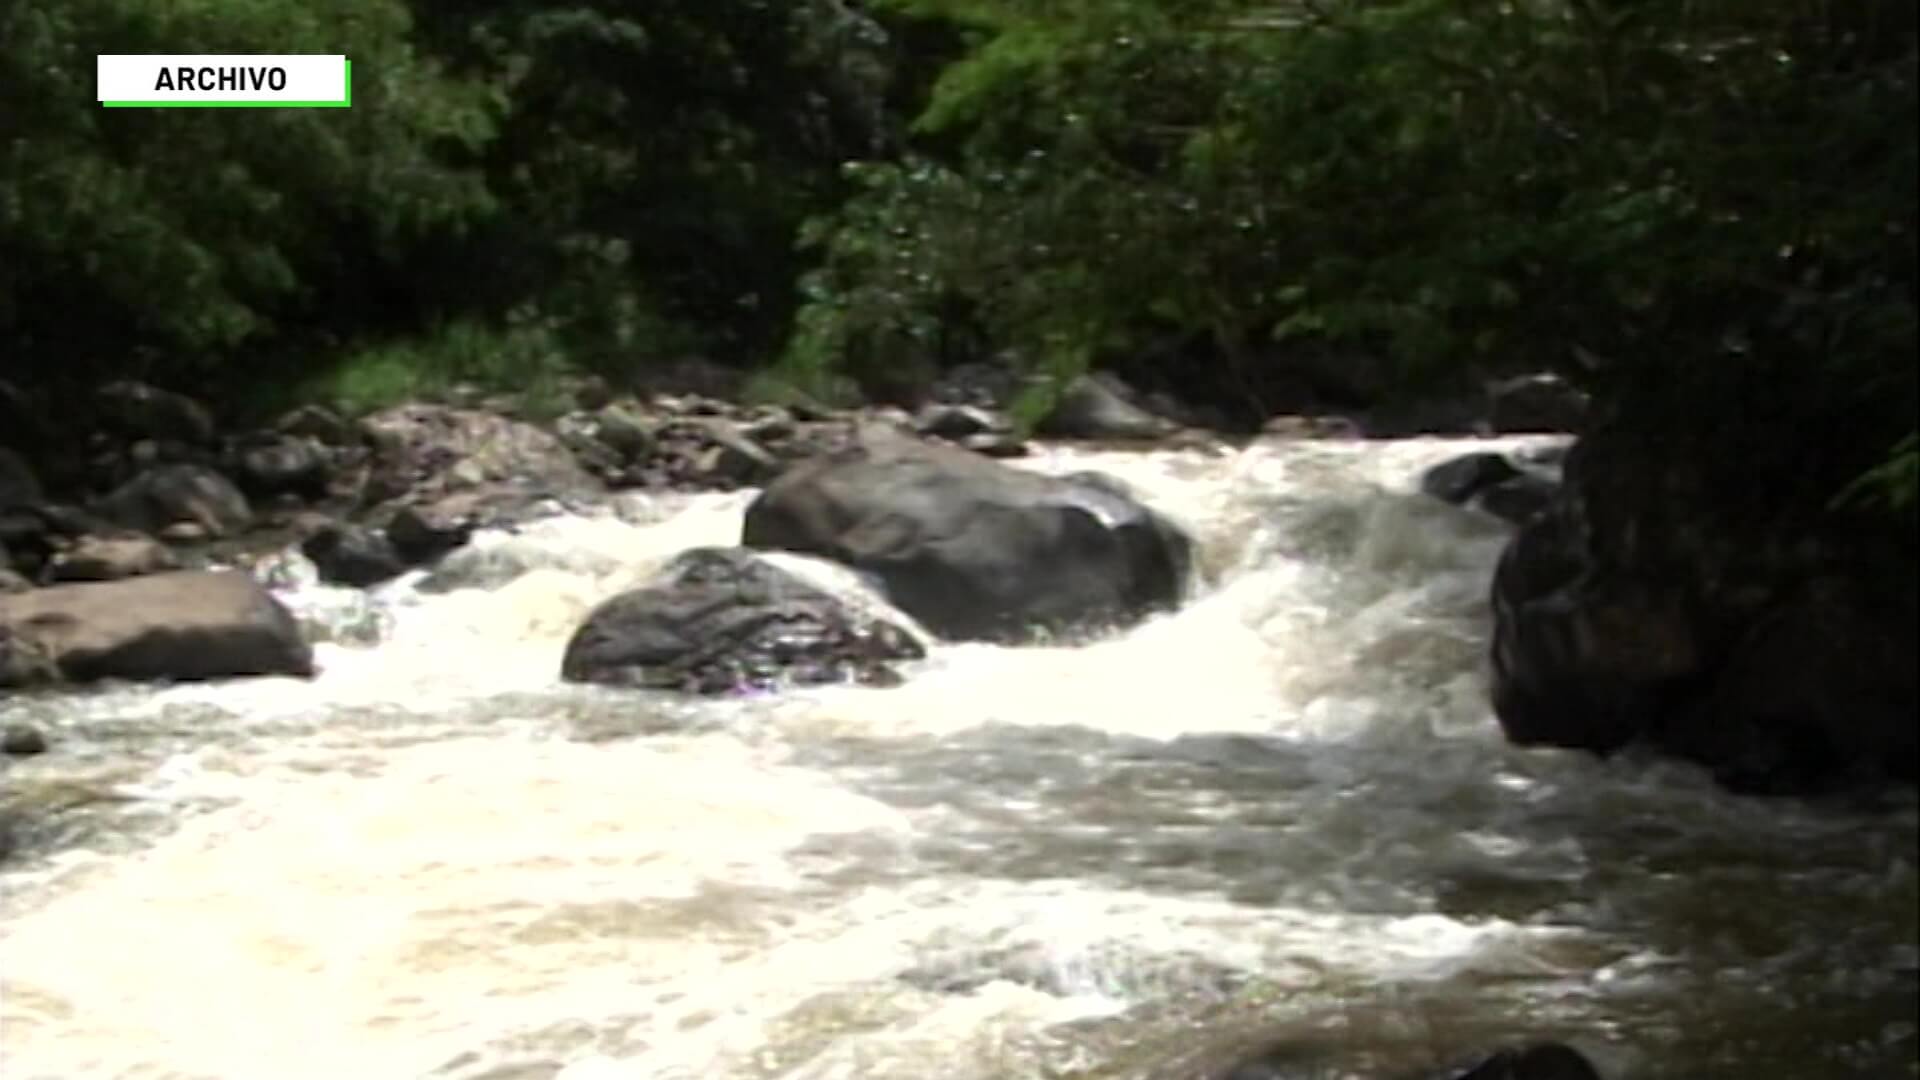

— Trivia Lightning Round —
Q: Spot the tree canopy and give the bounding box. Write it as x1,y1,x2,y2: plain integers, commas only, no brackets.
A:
1,0,1912,501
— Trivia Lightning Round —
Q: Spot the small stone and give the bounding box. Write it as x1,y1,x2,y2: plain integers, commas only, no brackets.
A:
2,724,49,757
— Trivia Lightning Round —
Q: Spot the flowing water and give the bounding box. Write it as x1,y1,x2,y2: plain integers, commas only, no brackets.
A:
2,437,1914,1080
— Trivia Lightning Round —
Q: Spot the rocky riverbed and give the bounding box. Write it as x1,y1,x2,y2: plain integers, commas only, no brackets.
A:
2,371,1914,1079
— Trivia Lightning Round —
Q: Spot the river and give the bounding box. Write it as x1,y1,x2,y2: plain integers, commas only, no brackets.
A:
2,436,1914,1080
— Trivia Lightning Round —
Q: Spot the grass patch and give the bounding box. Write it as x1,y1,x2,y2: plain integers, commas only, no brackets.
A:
304,316,577,418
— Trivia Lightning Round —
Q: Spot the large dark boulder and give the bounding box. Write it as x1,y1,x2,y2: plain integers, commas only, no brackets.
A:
1491,416,1918,794
742,430,1194,642
0,570,314,687
561,547,924,694
94,463,253,539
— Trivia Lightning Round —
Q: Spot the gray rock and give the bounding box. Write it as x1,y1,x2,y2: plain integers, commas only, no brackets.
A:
562,547,924,694
232,435,331,499
1037,373,1177,441
0,570,313,687
594,404,657,460
744,431,1194,643
2,724,48,757
359,403,598,509
699,425,781,486
384,499,479,565
95,464,253,538
47,534,180,582
303,524,409,588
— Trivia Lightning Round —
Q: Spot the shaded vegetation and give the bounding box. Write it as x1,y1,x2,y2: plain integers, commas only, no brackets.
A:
0,0,1913,504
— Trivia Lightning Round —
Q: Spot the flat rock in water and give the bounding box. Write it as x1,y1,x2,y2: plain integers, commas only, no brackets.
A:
561,547,923,695
0,570,313,687
743,430,1194,642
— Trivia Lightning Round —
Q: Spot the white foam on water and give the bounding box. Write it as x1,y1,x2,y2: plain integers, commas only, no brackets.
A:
3,433,1911,1080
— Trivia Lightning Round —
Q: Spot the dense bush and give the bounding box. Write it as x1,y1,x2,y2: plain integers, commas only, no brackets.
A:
0,0,1911,507
787,2,1914,437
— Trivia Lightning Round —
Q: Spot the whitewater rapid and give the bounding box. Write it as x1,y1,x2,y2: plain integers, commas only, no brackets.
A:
1,436,1913,1080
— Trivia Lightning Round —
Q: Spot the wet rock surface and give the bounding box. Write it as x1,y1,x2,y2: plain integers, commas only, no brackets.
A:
94,463,253,539
744,429,1194,642
0,570,314,687
561,546,924,694
1038,372,1181,442
1492,417,1918,794
1,723,49,757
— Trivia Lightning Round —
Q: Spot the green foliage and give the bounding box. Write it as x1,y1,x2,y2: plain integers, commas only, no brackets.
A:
0,0,496,385
1,0,1911,521
415,0,895,372
790,0,1916,434
302,314,572,417
1837,433,1920,513
0,0,893,402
